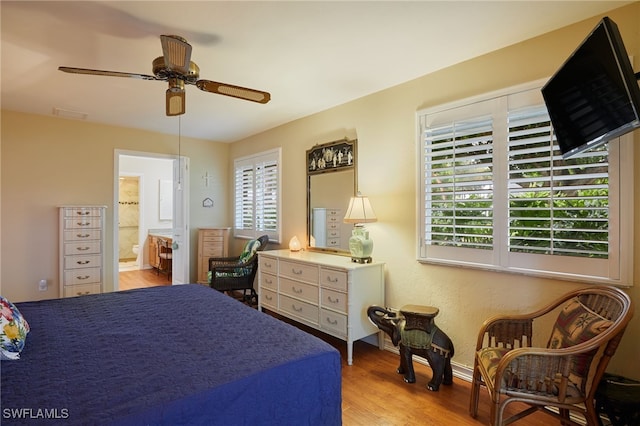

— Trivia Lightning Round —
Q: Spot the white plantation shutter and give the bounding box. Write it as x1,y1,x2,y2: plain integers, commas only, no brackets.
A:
507,106,609,258
234,164,254,232
418,81,633,285
234,149,281,242
424,116,494,250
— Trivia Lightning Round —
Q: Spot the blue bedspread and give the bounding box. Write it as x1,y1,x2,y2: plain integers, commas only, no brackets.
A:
1,285,342,425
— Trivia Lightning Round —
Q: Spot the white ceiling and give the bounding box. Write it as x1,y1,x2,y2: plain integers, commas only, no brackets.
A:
1,1,632,142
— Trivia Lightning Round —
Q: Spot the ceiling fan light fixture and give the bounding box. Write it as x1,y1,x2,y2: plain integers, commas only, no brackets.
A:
166,89,185,116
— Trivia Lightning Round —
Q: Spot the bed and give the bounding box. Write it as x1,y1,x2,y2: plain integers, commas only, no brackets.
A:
1,284,342,425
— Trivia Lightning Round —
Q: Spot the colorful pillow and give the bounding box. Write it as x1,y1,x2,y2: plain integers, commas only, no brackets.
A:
238,239,261,264
547,297,613,387
1,296,30,360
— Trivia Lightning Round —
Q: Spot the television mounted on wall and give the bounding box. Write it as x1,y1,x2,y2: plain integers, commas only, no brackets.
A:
542,16,640,159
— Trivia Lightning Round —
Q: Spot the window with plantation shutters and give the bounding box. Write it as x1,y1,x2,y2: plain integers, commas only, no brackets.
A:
234,148,281,242
418,81,633,285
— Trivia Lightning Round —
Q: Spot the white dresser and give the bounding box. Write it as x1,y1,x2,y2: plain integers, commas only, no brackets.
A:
258,249,384,365
59,206,106,298
312,208,342,247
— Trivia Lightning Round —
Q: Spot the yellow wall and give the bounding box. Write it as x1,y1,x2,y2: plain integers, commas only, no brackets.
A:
1,3,639,380
1,112,230,301
230,4,640,379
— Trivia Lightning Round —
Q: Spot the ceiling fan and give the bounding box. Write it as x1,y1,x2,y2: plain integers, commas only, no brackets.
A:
59,35,271,116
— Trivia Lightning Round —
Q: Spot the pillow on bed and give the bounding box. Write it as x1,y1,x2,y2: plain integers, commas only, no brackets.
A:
1,296,30,360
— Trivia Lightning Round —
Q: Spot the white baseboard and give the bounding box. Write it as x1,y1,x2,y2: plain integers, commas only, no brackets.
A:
380,339,473,382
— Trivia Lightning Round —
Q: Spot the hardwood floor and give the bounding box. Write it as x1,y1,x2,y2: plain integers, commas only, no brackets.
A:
118,268,171,291
268,313,556,426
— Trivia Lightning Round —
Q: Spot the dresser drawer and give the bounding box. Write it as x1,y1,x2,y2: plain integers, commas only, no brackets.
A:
64,229,101,241
327,228,340,238
280,294,319,324
63,283,101,298
321,288,347,313
64,241,101,256
63,207,103,218
259,256,277,274
201,241,223,256
280,260,318,284
64,254,102,269
260,288,278,309
64,268,101,285
64,218,102,229
260,272,278,290
320,308,347,337
320,268,348,291
202,229,226,238
325,238,341,247
280,277,318,304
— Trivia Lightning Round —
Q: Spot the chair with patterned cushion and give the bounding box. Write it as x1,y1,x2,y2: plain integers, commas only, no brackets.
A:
469,286,633,426
208,235,268,305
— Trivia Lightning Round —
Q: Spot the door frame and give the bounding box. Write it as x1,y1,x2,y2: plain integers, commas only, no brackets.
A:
113,149,190,289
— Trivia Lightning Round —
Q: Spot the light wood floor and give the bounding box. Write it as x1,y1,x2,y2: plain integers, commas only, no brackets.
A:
113,273,565,425
118,268,171,291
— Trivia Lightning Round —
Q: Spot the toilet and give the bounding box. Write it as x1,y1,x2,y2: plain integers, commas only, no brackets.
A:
132,244,140,264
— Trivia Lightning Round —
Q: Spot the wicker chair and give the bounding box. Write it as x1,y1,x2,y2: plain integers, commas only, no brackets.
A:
469,285,633,426
208,235,268,304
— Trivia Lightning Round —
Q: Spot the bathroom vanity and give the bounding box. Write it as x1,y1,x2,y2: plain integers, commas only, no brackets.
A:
147,231,172,271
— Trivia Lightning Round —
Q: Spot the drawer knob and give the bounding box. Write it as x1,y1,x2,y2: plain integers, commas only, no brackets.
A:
77,260,91,265
76,211,90,215
76,233,90,238
292,304,303,313
292,268,303,275
327,296,340,304
76,275,90,280
76,222,91,226
76,246,90,251
292,286,303,294
326,276,339,283
265,294,273,301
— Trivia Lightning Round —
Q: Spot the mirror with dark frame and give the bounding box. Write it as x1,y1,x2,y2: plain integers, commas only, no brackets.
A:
306,138,357,254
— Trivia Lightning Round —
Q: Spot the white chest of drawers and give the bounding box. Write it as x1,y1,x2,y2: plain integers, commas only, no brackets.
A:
312,208,342,247
59,206,106,298
258,249,384,365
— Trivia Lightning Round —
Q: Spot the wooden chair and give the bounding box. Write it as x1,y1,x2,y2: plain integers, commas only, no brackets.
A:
208,235,268,305
157,238,172,280
469,285,633,426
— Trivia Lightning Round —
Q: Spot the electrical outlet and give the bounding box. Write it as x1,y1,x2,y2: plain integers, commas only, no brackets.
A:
38,279,47,291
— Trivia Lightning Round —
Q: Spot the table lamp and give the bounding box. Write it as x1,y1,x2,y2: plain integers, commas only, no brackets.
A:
343,193,377,263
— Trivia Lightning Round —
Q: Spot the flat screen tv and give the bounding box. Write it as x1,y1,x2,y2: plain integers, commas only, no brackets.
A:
542,16,640,159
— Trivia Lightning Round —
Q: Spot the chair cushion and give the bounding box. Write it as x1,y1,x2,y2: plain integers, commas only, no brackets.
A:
477,346,511,385
1,296,30,360
547,297,613,388
477,346,582,398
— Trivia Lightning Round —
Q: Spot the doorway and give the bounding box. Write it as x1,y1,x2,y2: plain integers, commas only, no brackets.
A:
113,150,190,291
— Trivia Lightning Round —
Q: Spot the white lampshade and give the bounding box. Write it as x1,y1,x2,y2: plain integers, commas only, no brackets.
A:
343,194,377,224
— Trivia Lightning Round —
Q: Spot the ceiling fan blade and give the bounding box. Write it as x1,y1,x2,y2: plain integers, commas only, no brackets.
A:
160,35,192,74
58,66,158,80
196,80,271,104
